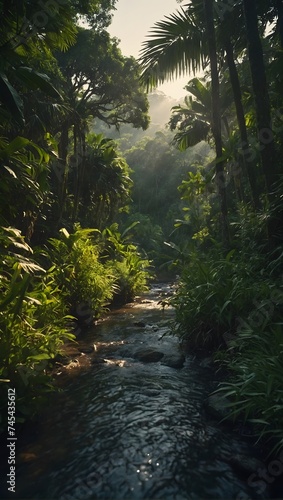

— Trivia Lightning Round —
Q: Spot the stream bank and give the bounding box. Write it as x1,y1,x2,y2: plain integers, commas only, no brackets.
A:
0,283,278,500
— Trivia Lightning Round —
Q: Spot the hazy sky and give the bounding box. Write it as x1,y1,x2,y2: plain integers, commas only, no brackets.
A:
108,0,190,99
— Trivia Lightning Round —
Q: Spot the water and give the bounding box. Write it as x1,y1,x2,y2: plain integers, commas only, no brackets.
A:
2,284,270,499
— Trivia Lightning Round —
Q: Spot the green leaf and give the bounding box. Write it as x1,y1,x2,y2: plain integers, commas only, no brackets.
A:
4,137,30,156
220,300,231,314
16,67,62,100
164,241,182,253
3,166,17,178
225,249,236,261
121,221,140,238
59,228,70,239
28,354,51,361
248,419,269,425
25,296,42,305
0,72,24,125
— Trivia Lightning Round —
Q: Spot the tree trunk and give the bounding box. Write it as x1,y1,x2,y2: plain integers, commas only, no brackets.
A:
243,0,277,195
57,122,69,221
276,0,283,48
72,123,79,222
243,0,281,246
225,37,260,208
72,124,86,222
203,0,229,244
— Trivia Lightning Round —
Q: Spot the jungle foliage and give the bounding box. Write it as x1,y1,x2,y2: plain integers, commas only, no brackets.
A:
139,0,283,453
0,0,151,428
1,0,283,458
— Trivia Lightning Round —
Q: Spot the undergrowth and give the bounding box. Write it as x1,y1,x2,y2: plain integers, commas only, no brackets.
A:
0,223,151,431
169,204,283,453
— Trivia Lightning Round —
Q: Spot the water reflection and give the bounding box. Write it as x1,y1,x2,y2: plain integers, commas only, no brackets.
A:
9,284,268,499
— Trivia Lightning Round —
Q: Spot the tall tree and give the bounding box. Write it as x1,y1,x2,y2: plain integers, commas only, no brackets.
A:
203,0,228,242
138,2,259,210
243,0,277,195
217,4,261,209
243,0,282,245
169,78,212,150
54,28,149,223
72,133,132,228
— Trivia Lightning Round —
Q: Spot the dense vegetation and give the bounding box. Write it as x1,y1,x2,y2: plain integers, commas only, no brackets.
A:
1,0,283,460
139,0,283,455
0,0,151,428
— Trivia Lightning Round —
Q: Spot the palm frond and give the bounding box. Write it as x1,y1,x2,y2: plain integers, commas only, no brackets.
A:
139,8,207,89
185,77,211,108
173,119,211,150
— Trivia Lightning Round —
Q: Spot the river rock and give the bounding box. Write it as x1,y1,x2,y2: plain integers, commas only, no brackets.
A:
161,353,185,369
91,357,108,365
79,346,94,354
133,321,146,327
204,394,232,422
65,359,80,369
222,453,265,477
134,348,164,363
79,343,97,354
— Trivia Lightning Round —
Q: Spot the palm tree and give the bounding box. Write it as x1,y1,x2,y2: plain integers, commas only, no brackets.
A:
216,4,261,208
275,0,283,47
139,0,229,242
169,80,211,150
138,1,260,210
203,0,228,242
243,0,277,195
243,0,281,245
169,77,232,149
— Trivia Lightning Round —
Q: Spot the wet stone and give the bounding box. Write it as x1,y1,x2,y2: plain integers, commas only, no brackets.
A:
79,347,94,354
204,394,233,422
222,453,265,477
134,348,164,363
133,321,146,327
161,354,185,369
91,357,108,365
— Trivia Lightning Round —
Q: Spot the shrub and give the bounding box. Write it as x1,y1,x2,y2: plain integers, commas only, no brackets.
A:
216,319,283,454
101,223,152,304
0,227,74,429
47,227,117,321
109,251,151,304
170,246,281,351
0,223,152,431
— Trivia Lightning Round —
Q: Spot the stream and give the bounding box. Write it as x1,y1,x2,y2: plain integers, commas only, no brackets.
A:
1,283,272,500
